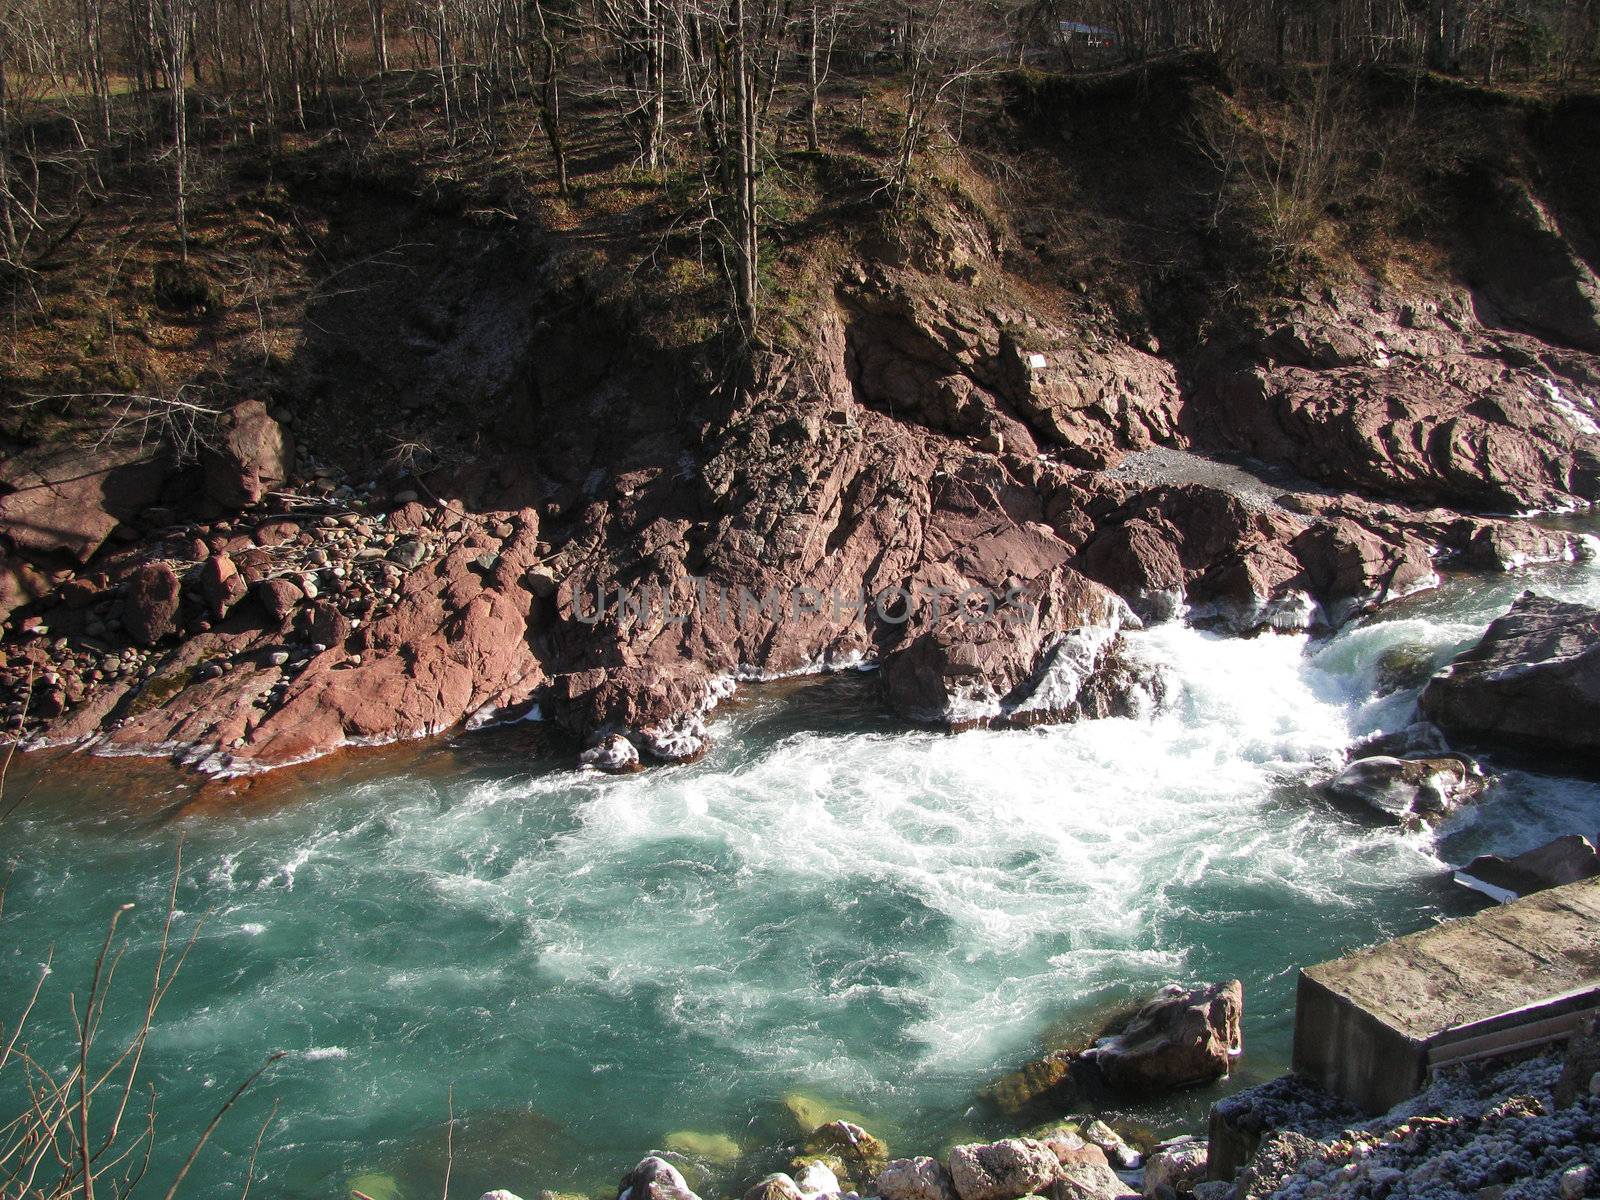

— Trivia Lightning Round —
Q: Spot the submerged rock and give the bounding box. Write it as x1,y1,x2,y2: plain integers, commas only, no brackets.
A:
797,1121,887,1192
1320,754,1487,826
947,1138,1060,1200
1086,981,1243,1095
781,1093,867,1136
1372,641,1443,696
1456,833,1600,901
348,1173,403,1200
662,1130,742,1165
1420,592,1600,763
981,1049,1085,1118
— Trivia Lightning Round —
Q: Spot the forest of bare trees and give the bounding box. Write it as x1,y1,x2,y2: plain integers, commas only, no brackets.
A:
2,0,1597,334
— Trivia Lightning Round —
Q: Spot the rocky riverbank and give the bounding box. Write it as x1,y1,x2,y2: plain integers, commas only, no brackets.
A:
459,1022,1599,1200
4,59,1600,776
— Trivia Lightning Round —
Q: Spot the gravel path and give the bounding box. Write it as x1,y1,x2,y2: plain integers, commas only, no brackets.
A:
1102,446,1334,512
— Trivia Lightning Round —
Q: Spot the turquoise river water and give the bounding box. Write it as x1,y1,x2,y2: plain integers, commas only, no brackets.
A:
4,556,1600,1199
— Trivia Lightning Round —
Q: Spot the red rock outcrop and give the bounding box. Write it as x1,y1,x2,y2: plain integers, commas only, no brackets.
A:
4,164,1600,775
1195,285,1600,512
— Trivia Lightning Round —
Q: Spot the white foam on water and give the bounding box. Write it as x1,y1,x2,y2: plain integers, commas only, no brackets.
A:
1540,379,1600,436
296,1046,350,1061
380,621,1445,1085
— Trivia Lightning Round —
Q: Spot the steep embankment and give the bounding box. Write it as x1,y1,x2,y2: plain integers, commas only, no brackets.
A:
3,58,1600,775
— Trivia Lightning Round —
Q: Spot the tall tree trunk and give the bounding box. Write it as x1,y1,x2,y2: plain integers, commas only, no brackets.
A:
285,0,305,125
532,0,568,193
436,0,454,144
806,2,821,151
730,0,758,335
370,0,388,71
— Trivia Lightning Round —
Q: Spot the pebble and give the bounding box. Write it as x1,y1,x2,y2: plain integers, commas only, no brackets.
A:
267,651,289,666
389,541,427,569
1561,1165,1592,1200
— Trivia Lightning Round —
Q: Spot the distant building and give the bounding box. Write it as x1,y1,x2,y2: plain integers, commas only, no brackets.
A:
1059,20,1117,48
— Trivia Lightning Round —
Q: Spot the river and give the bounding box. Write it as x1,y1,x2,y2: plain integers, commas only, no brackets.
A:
3,554,1599,1200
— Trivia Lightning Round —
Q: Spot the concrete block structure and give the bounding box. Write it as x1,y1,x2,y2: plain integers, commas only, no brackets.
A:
1292,876,1600,1114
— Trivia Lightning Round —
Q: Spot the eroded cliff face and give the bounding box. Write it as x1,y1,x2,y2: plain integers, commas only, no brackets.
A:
5,63,1600,775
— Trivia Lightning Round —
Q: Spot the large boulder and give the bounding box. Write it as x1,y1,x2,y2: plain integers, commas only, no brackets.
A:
123,561,181,645
947,1138,1061,1200
743,1176,805,1200
1033,1126,1109,1172
0,443,171,563
793,1162,841,1199
881,567,1140,729
203,400,291,509
618,1157,701,1200
1052,1161,1135,1200
876,1158,959,1200
255,576,304,624
1088,981,1243,1095
661,1131,741,1166
1455,834,1600,901
1419,593,1600,761
1141,1137,1206,1197
1075,518,1186,624
1319,754,1487,826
